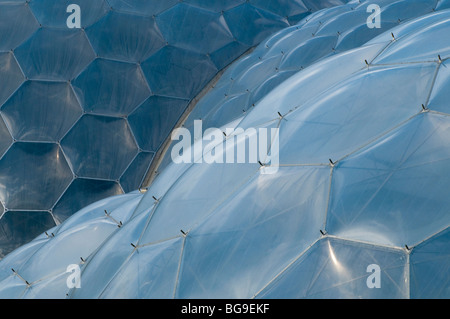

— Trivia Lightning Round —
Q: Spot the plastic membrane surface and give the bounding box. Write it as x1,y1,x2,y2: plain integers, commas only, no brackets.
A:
0,0,347,257
0,0,449,299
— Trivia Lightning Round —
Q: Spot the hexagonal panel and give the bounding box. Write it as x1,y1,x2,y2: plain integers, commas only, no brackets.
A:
85,11,166,63
14,28,96,81
128,95,189,152
141,46,218,99
0,2,39,51
156,3,234,54
1,80,82,142
71,58,151,117
61,114,138,180
0,142,73,210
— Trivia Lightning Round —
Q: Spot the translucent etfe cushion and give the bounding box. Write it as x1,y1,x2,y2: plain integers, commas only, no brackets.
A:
238,42,389,129
176,166,330,298
327,113,450,247
69,211,149,298
372,11,450,64
276,62,436,164
256,237,408,299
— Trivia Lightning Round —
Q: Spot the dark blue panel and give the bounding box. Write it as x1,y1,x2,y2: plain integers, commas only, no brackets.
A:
0,3,39,51
0,210,55,258
224,4,289,46
128,95,189,152
29,0,109,28
51,178,123,223
0,142,73,210
157,3,234,54
72,59,151,117
85,11,166,63
120,151,154,193
1,81,82,142
141,46,218,99
14,28,96,81
61,114,138,180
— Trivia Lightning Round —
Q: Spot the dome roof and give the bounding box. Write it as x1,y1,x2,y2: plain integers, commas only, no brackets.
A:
0,0,346,257
0,0,449,299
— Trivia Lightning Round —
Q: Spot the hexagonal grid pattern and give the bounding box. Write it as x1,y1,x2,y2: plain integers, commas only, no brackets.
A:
0,0,349,257
0,0,448,299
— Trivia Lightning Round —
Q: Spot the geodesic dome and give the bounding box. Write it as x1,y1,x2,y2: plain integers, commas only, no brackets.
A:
0,0,349,258
0,0,449,299
156,0,450,172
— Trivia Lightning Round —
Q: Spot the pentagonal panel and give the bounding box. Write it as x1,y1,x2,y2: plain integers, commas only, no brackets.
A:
257,238,408,299
61,114,138,180
0,2,39,51
128,95,189,152
141,46,218,99
14,28,96,81
1,81,82,142
0,52,25,107
0,142,73,210
85,11,166,63
156,3,234,54
0,210,55,259
71,59,151,117
327,114,450,247
51,178,123,224
29,0,110,28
